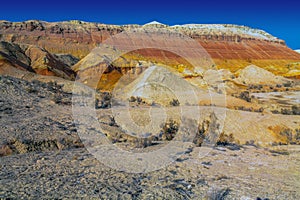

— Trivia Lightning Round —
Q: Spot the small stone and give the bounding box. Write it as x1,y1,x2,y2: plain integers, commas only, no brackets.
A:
215,147,227,151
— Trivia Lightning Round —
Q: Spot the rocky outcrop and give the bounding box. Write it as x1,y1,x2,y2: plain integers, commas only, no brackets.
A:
0,52,35,73
235,65,291,85
0,41,31,65
54,54,79,67
0,41,76,80
114,65,203,106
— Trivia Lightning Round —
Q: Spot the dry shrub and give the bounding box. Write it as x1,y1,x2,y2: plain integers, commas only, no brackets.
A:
0,145,13,156
160,120,179,141
217,133,235,146
194,112,220,146
207,187,231,200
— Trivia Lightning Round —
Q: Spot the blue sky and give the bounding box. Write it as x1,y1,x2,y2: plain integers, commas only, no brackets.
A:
1,0,299,49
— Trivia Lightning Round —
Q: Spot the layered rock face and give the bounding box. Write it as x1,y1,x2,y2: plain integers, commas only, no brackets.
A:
0,20,299,76
0,20,122,59
0,41,76,80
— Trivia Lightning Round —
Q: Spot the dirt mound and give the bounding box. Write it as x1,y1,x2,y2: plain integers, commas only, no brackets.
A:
114,65,204,106
235,65,291,85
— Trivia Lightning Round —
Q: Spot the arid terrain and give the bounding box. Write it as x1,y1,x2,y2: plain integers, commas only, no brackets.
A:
0,20,300,199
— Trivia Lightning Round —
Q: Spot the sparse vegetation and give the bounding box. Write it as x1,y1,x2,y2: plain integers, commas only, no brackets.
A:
279,128,293,144
280,108,293,115
269,149,290,155
136,96,143,104
37,81,71,105
170,98,180,106
95,92,112,109
236,106,252,112
272,128,300,145
292,105,300,115
247,83,295,93
160,119,179,141
216,132,235,146
53,94,62,104
193,119,210,146
248,84,263,90
194,112,220,146
129,96,137,102
256,107,264,112
47,81,63,92
283,82,292,87
133,137,153,148
295,129,300,142
0,145,13,157
245,140,257,147
239,91,251,102
271,110,280,114
278,105,300,115
128,96,148,105
108,116,117,127
207,188,231,200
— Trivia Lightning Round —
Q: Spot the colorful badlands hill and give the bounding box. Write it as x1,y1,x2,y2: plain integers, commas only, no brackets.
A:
0,20,299,79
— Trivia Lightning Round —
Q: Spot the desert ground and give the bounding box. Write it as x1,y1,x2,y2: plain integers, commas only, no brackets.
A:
0,21,300,199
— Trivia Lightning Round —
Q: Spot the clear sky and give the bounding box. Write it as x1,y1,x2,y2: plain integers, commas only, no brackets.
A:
1,0,299,49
